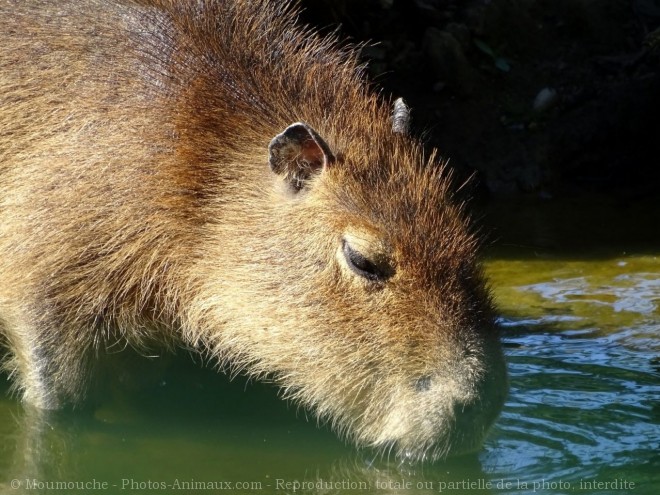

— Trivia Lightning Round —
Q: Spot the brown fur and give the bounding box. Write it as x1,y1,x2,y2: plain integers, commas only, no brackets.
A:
0,0,506,461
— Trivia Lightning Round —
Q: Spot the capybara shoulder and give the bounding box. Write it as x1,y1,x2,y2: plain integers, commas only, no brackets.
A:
0,0,506,461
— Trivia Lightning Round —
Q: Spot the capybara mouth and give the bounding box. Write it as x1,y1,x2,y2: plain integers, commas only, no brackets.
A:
369,399,505,463
334,345,509,463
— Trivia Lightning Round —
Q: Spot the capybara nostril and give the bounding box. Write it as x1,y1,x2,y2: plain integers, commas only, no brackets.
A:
414,375,433,393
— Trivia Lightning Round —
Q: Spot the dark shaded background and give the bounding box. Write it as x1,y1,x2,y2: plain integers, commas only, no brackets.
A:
299,0,660,203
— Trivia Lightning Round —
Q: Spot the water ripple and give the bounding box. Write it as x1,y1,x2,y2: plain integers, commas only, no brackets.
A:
484,326,660,489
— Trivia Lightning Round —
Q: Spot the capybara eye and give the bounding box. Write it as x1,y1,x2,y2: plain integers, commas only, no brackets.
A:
342,239,387,282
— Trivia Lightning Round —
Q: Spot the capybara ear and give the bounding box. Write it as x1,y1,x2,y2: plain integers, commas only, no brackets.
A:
268,122,335,191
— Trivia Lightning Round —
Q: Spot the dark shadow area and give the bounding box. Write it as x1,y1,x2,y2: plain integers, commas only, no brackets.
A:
478,193,660,259
300,0,660,202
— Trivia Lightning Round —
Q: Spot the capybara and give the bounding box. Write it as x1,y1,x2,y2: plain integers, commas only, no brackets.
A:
0,0,507,461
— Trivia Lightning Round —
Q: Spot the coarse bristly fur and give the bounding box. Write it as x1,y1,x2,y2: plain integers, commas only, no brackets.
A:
0,0,507,462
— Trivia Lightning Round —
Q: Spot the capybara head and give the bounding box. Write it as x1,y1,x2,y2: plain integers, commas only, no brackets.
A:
190,103,507,462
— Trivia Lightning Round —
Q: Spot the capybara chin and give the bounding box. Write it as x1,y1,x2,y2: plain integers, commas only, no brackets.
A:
0,0,507,462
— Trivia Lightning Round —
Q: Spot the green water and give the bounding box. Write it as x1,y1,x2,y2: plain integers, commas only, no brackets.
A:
1,197,659,495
